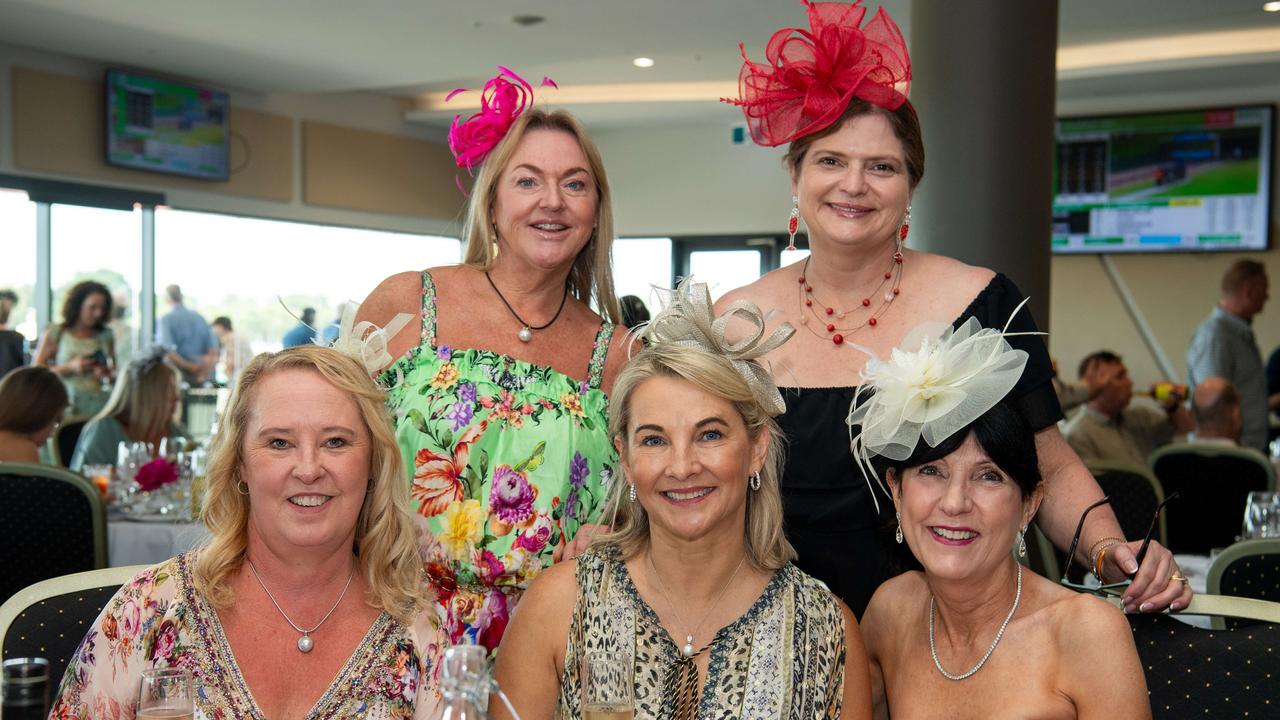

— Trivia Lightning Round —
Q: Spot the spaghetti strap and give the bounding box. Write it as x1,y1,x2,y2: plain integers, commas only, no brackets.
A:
419,270,438,348
586,322,614,390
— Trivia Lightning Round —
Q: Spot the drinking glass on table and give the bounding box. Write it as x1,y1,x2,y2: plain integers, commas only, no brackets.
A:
137,668,193,719
582,650,633,720
81,464,113,499
1243,492,1279,539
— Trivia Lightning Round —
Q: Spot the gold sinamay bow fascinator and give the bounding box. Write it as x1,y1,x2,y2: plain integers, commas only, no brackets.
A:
847,298,1038,513
643,280,795,416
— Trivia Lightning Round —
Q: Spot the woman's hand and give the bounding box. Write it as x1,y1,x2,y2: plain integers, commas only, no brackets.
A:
1108,540,1192,613
563,523,609,560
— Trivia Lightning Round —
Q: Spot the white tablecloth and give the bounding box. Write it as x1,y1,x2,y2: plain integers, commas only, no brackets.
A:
107,513,209,567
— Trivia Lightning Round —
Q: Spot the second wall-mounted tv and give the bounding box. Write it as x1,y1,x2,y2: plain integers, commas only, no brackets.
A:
1052,104,1273,254
105,68,230,181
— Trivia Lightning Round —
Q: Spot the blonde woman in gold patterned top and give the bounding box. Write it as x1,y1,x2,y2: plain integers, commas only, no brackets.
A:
494,282,872,720
51,346,443,719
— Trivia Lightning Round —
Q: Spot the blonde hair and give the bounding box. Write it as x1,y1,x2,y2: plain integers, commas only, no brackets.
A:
193,345,427,623
460,109,621,324
94,352,180,443
598,343,795,570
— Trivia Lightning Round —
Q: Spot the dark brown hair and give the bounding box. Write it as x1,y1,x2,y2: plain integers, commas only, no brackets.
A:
783,98,925,190
60,280,113,331
0,366,69,434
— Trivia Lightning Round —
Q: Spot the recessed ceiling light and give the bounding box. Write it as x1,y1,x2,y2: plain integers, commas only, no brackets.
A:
1265,1,1280,11
511,14,545,27
633,57,656,68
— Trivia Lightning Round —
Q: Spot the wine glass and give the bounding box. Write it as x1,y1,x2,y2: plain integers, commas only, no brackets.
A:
1244,492,1277,539
582,650,633,720
136,668,193,719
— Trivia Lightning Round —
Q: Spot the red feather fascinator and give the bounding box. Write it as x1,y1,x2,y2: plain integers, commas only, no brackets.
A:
725,0,911,147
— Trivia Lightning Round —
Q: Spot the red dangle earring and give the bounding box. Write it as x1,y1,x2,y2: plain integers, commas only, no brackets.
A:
786,196,800,252
899,205,912,247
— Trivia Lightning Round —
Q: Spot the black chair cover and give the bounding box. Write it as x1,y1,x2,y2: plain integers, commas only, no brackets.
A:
1151,451,1269,554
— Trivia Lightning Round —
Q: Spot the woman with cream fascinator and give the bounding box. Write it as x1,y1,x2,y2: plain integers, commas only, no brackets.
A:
493,279,871,720
855,311,1149,719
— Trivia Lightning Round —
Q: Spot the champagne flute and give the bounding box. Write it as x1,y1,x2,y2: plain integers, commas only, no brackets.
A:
582,650,633,720
137,668,194,719
1244,492,1276,539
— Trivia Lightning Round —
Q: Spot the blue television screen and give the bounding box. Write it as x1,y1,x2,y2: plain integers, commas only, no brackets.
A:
1052,105,1273,254
105,69,230,181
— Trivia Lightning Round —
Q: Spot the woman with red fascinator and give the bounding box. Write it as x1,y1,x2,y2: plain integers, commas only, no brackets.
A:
719,1,1190,620
357,69,628,656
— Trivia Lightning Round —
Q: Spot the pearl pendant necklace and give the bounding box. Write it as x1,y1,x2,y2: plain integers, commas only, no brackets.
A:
646,551,747,660
247,559,356,653
485,271,570,343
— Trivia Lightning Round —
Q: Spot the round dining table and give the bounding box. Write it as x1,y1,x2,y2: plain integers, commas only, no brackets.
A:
107,510,209,567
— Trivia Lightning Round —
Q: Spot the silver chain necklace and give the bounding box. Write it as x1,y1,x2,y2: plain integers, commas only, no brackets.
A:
246,559,356,653
647,550,747,658
929,561,1022,681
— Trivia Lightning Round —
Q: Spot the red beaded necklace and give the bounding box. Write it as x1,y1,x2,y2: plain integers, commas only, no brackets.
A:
796,250,904,345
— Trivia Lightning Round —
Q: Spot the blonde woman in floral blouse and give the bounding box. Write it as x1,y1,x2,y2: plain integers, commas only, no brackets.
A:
51,346,442,719
357,84,629,656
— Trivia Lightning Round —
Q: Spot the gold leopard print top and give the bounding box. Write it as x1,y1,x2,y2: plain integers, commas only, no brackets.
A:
557,544,846,719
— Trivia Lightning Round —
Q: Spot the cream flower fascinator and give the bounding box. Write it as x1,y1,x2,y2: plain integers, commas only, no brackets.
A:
324,302,414,378
847,298,1038,512
643,280,795,416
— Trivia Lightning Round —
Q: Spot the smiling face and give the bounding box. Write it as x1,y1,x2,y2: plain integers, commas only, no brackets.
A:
239,367,371,557
791,112,912,252
490,128,598,274
889,433,1040,582
617,375,768,545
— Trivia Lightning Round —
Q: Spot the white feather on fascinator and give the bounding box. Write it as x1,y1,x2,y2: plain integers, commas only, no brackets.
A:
642,280,795,416
847,298,1039,513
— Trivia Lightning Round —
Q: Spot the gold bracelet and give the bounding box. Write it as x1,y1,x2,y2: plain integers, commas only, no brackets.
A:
1091,540,1124,580
1087,536,1126,562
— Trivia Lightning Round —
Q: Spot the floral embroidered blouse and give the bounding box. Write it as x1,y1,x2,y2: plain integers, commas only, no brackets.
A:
558,545,847,720
380,270,618,655
49,552,442,719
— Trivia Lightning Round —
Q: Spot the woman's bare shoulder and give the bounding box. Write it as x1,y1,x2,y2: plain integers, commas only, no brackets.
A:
862,571,926,638
909,251,995,287
511,558,580,625
356,271,422,323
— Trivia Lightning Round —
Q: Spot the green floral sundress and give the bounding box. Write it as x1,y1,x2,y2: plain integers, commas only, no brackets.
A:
379,270,618,654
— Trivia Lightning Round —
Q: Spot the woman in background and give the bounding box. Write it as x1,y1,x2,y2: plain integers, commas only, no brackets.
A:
357,69,627,654
35,280,116,417
0,366,68,463
70,346,184,470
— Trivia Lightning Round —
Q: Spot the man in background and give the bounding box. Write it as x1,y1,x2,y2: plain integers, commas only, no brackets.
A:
1186,259,1270,453
0,289,25,378
1190,377,1243,446
1063,350,1192,465
157,284,217,385
282,307,317,348
211,316,254,386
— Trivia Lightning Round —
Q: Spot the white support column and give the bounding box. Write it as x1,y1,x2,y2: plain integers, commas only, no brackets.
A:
34,202,51,334
140,205,156,352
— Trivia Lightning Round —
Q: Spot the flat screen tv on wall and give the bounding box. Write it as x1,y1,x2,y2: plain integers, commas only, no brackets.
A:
1052,104,1273,254
105,68,230,181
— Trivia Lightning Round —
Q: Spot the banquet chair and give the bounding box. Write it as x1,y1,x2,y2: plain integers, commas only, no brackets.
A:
0,565,146,691
1207,538,1280,629
1085,460,1165,545
1149,443,1271,554
1121,594,1280,719
0,462,107,602
50,415,90,468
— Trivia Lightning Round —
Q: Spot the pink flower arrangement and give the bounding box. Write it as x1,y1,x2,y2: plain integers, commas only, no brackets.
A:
135,457,179,492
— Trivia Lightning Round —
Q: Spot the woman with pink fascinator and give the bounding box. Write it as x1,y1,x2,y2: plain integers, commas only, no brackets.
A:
718,1,1189,620
358,69,629,656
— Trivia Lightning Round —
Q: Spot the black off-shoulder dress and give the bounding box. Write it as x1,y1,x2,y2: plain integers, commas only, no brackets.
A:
778,273,1064,617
